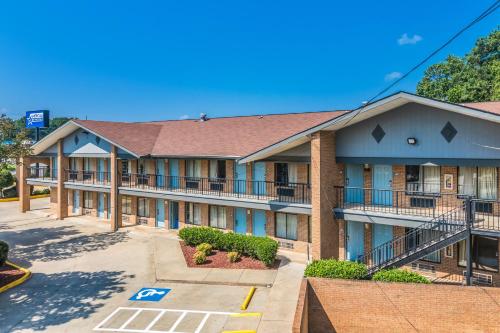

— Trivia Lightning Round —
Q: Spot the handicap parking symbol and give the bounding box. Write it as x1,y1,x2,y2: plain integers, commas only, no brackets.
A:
129,288,171,302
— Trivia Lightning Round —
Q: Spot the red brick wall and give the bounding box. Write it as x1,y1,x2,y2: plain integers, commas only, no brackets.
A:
297,278,500,333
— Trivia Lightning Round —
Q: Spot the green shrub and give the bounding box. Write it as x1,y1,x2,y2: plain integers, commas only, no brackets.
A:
227,251,240,263
304,259,368,280
372,269,430,284
196,243,213,255
193,251,206,265
179,227,223,247
0,170,14,197
179,227,278,266
0,240,9,266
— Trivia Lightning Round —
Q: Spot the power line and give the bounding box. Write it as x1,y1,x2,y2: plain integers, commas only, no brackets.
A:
341,0,499,127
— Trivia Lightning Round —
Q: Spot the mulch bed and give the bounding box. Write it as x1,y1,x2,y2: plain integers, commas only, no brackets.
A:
180,242,280,270
0,263,25,288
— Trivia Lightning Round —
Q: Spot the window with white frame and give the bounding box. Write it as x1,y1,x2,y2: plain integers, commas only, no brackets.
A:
209,206,226,229
138,198,149,217
405,165,440,193
209,160,226,179
185,202,201,225
122,196,132,215
458,167,497,199
83,191,93,209
186,160,202,178
276,213,298,240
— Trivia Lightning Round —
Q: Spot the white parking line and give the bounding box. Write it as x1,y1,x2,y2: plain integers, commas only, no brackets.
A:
94,307,237,333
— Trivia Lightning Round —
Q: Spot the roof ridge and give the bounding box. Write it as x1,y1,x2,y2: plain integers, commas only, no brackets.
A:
130,109,346,124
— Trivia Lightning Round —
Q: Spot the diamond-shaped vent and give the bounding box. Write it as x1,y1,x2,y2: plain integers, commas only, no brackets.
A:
441,121,457,143
74,135,79,145
95,136,101,145
371,124,386,143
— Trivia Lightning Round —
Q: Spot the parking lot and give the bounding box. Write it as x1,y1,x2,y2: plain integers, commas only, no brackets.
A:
0,198,303,332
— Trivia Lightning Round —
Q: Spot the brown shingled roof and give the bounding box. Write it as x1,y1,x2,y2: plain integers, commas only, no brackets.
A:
74,111,345,158
461,101,500,115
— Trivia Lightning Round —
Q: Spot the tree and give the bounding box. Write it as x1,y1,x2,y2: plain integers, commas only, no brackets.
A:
0,169,14,198
0,114,32,169
417,28,500,103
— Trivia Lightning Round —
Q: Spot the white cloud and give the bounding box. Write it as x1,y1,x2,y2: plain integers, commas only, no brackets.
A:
397,33,423,45
179,114,190,120
385,71,403,81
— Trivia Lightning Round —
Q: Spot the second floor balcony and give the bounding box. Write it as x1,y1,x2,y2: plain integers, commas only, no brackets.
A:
27,169,311,204
334,186,500,233
120,173,311,204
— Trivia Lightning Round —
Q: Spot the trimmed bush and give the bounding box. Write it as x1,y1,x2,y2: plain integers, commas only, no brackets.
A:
227,251,240,263
179,227,278,266
179,227,223,247
372,269,430,284
0,240,9,266
304,259,368,280
196,243,213,255
193,251,206,265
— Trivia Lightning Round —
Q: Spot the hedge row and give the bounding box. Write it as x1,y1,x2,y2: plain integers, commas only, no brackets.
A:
304,259,430,284
178,227,278,266
372,268,430,284
304,259,368,280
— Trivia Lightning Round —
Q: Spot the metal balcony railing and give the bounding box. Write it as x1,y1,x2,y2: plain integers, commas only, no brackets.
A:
358,207,469,275
335,186,500,232
65,169,111,185
28,167,57,181
120,173,311,204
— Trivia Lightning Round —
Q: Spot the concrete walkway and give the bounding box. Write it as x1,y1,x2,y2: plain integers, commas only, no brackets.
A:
2,199,306,332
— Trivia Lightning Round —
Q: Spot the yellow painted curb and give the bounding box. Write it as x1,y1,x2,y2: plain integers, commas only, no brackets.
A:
0,194,50,202
240,286,256,310
0,261,31,294
230,312,261,318
222,331,256,333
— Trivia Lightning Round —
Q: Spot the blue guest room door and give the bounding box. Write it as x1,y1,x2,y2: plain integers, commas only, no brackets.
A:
98,193,105,218
169,201,179,229
252,210,266,236
372,224,393,264
156,199,165,227
345,164,364,204
234,208,247,234
372,165,393,206
252,162,266,195
97,158,105,182
346,221,364,261
73,190,80,214
234,163,247,194
169,159,179,188
156,159,165,188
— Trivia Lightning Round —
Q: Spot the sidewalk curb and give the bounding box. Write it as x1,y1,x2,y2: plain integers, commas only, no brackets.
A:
0,261,31,293
157,278,272,288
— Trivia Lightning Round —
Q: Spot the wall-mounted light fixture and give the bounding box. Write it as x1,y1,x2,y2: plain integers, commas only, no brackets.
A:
407,137,417,145
364,164,370,170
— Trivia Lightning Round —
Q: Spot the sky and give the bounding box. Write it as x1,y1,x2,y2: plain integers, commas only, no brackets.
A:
0,1,498,122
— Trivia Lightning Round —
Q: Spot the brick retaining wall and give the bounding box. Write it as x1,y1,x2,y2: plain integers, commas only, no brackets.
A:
293,277,500,332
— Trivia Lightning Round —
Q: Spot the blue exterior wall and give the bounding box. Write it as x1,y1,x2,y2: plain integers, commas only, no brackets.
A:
336,103,500,165
40,128,132,157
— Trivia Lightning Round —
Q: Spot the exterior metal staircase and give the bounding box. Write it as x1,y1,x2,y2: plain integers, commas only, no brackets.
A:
358,207,470,276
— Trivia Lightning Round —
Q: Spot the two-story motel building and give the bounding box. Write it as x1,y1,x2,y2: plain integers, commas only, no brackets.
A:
20,92,500,285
